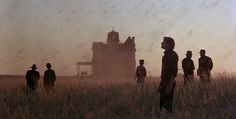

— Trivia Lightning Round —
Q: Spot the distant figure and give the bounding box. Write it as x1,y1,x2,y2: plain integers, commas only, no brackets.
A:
25,64,40,91
158,37,178,115
197,49,213,83
182,51,195,85
43,63,56,92
135,59,146,89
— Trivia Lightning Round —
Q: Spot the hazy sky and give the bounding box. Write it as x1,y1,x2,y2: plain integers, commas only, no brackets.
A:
0,0,236,76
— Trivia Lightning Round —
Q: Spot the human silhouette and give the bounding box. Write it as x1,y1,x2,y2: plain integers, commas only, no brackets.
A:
158,37,178,116
25,64,40,91
182,51,195,85
43,63,56,92
197,49,213,83
135,59,146,89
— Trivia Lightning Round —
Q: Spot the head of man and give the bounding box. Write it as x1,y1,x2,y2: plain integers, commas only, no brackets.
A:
31,64,37,70
161,37,175,50
186,51,192,59
46,63,52,69
199,49,206,57
139,59,144,65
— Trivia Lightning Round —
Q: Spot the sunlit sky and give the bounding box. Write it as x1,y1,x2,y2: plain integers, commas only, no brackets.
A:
0,0,236,76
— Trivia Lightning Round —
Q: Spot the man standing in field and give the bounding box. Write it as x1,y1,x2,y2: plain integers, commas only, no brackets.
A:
136,59,146,89
25,64,40,91
197,49,213,83
182,51,195,85
158,37,178,116
43,63,56,93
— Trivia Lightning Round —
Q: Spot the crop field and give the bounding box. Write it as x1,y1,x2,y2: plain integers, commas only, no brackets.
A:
0,74,236,119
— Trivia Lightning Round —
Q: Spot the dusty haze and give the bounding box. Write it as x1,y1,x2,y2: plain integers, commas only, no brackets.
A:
0,0,236,76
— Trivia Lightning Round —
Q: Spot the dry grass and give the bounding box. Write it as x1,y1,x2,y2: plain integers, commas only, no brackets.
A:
0,74,236,119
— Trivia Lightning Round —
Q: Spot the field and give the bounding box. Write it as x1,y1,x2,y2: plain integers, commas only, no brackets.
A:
0,74,236,119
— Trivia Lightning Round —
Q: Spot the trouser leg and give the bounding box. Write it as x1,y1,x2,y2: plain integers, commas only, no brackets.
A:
160,91,166,110
166,81,175,113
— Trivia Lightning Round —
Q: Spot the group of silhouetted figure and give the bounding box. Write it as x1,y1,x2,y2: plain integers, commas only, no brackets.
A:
135,37,213,117
25,63,56,93
24,37,213,117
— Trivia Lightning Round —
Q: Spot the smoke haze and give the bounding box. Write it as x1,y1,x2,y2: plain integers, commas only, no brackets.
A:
0,0,236,76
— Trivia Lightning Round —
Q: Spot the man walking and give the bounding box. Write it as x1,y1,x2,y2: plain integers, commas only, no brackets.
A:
158,37,178,116
197,49,213,83
182,51,195,85
25,64,40,91
43,63,56,92
136,59,146,89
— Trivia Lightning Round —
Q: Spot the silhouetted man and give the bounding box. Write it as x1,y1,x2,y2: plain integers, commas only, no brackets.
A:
182,51,195,85
158,37,178,115
197,49,213,83
25,64,40,91
43,63,56,92
136,59,146,89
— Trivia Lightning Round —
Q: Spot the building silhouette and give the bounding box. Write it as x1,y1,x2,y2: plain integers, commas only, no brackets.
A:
77,30,136,79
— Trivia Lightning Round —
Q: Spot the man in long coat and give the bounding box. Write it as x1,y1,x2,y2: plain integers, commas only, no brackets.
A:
43,63,56,92
25,64,40,91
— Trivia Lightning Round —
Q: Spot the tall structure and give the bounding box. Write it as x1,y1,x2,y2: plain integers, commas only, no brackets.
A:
77,30,136,79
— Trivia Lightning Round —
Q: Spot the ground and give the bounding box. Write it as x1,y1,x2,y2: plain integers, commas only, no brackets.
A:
0,74,235,119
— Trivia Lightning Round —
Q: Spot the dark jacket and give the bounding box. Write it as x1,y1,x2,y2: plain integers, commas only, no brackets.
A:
182,58,195,75
198,56,213,71
160,50,178,87
43,69,56,82
136,65,146,78
26,70,40,86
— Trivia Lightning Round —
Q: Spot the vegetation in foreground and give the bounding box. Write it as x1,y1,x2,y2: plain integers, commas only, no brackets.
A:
0,74,236,119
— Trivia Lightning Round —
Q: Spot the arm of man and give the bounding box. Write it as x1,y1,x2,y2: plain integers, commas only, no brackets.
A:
209,58,213,71
166,53,178,94
192,60,195,70
53,70,56,81
182,59,185,70
144,67,147,77
197,58,201,76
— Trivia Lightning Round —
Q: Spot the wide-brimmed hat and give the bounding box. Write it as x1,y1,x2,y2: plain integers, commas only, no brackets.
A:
46,63,52,68
199,49,206,53
139,59,144,63
186,50,192,55
31,64,37,69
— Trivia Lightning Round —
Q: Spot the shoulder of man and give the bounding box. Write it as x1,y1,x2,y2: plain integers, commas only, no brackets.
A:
26,70,32,75
171,51,179,60
137,65,141,69
182,57,187,62
142,66,146,70
199,57,203,61
206,56,212,60
36,70,40,74
49,69,55,73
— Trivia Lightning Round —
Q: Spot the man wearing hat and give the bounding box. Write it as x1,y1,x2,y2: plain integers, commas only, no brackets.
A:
135,59,146,89
43,63,56,92
25,64,40,91
182,51,195,85
197,49,213,83
158,37,179,115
